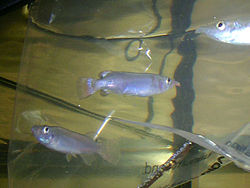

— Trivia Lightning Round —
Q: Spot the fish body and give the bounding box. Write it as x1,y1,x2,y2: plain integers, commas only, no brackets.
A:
196,17,250,45
77,71,180,98
31,125,119,165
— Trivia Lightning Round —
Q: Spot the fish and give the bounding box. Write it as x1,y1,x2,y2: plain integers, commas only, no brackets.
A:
77,71,180,99
31,125,119,165
196,17,250,45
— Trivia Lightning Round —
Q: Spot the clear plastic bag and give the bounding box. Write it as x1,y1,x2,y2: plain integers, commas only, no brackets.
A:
8,0,249,188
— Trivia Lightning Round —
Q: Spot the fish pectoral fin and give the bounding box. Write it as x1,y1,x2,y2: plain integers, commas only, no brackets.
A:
98,71,111,79
100,89,110,96
79,153,96,166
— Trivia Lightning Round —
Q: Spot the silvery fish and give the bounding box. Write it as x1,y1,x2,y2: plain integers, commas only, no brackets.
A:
196,17,250,45
31,125,119,165
77,71,180,99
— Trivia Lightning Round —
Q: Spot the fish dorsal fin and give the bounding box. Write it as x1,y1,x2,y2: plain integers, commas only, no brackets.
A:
99,71,111,79
79,153,96,166
95,137,104,143
85,132,97,140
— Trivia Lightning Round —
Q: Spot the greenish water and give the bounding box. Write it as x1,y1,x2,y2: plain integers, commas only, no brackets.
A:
7,0,250,188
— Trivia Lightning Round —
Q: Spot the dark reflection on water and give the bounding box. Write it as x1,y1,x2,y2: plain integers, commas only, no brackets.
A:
170,0,197,187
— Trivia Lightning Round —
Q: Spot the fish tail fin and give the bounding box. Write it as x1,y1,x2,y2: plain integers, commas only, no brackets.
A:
99,140,120,165
77,77,97,99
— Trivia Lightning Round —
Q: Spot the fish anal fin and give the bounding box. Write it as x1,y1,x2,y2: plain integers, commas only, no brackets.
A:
79,153,96,166
99,140,120,165
100,89,110,96
66,153,72,162
66,153,78,162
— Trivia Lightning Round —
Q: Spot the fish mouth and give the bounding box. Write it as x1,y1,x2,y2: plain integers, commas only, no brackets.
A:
31,127,35,134
31,125,40,136
195,26,207,34
174,81,181,87
31,128,37,138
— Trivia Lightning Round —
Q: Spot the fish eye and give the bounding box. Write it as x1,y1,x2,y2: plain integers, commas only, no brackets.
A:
216,21,225,30
166,78,171,84
43,126,49,134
